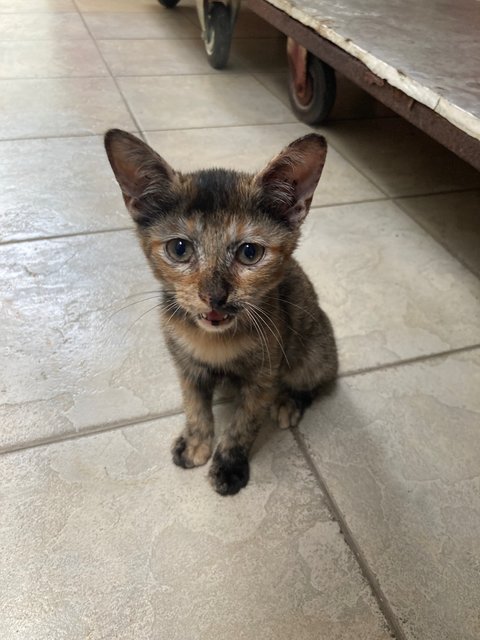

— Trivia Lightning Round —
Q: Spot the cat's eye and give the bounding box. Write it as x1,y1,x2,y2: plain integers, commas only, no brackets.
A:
166,238,194,263
236,243,265,266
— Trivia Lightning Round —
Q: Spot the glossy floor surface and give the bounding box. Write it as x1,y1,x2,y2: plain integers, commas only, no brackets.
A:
1,1,479,639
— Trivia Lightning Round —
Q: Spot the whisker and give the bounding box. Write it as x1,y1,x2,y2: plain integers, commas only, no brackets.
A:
246,303,290,369
255,300,306,341
106,295,161,324
161,302,183,329
244,306,271,375
121,302,163,343
125,289,162,299
264,294,319,323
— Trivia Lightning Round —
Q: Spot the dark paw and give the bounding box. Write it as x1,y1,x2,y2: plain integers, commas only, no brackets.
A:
172,436,192,468
208,447,250,496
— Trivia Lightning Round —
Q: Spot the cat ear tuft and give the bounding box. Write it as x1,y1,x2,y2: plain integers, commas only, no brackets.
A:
104,129,178,224
254,134,327,229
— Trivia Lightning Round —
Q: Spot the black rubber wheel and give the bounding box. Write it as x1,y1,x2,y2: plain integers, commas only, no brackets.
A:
288,55,336,125
157,0,180,8
205,3,232,70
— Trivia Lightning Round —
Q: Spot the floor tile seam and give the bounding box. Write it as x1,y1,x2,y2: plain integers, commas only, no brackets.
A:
93,36,282,42
0,76,121,83
0,37,94,42
251,77,398,125
0,397,233,457
394,195,480,281
248,73,396,197
310,196,389,210
72,0,145,135
313,135,480,228
312,126,480,202
108,71,278,80
395,186,480,200
291,428,404,640
0,195,399,248
0,406,185,457
314,136,392,198
0,131,132,144
93,36,202,41
3,3,94,39
4,344,480,455
339,343,480,379
142,121,303,135
139,118,301,133
0,226,134,247
95,69,289,78
0,73,111,80
0,11,79,15
250,74,400,126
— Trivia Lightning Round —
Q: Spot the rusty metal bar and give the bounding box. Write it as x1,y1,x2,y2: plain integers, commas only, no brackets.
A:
246,0,480,172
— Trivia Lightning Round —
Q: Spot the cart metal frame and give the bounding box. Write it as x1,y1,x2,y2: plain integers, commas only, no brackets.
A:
245,0,480,172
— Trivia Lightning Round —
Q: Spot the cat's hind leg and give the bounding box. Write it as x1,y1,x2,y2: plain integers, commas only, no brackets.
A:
276,307,338,429
275,388,319,430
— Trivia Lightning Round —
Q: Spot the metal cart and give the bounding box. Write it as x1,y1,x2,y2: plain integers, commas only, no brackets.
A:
158,0,480,172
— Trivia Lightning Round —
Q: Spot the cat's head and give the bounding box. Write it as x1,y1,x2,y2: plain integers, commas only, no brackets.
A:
104,130,327,333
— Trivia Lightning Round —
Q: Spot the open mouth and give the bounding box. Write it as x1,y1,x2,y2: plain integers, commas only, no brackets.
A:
198,309,234,330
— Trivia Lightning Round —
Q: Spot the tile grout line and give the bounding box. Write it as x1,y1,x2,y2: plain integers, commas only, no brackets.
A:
0,397,233,457
236,71,449,205
247,73,406,200
0,130,140,144
394,196,480,281
1,196,401,248
0,226,134,247
4,343,480,457
284,106,480,276
88,36,282,42
292,427,404,640
71,0,147,142
395,185,480,200
0,408,184,457
0,121,291,144
339,343,480,379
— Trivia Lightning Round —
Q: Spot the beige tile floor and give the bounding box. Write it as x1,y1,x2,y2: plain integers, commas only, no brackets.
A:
1,1,479,639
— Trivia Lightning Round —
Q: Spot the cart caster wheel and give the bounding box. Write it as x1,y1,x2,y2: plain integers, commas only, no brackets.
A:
157,0,180,8
205,2,232,70
288,55,336,125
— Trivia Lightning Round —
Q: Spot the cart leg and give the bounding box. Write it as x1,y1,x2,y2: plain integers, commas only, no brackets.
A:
287,37,336,125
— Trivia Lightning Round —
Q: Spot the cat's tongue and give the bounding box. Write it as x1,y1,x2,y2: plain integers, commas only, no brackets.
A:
206,310,227,322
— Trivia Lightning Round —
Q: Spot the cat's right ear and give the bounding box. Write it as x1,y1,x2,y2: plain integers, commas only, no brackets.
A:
254,134,327,229
104,129,178,225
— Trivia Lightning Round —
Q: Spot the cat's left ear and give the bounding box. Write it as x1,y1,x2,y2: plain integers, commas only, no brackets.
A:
104,129,178,225
254,134,327,229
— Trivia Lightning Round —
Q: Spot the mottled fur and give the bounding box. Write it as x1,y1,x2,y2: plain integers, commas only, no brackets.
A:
105,129,338,495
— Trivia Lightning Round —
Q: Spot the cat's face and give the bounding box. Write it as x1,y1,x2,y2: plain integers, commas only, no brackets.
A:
104,131,327,333
142,177,296,333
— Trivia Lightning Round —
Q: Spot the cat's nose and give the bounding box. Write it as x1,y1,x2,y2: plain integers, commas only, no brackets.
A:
210,291,228,309
199,284,230,309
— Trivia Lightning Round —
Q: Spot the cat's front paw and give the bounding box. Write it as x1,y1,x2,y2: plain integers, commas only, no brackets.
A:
172,435,212,469
208,447,249,495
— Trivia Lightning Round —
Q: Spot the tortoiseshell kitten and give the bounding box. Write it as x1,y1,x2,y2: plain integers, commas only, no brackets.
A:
104,130,337,496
